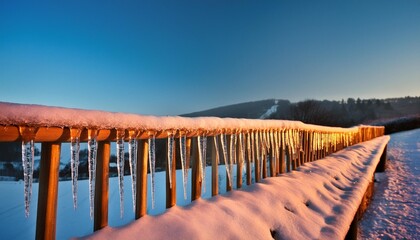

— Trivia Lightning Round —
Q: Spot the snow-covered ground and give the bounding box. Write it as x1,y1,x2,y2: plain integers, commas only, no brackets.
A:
359,128,420,239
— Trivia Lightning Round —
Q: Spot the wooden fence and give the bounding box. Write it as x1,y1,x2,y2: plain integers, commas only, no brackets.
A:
0,103,385,240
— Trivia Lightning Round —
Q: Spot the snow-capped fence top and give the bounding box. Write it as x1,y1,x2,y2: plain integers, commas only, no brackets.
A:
0,101,385,240
0,102,385,144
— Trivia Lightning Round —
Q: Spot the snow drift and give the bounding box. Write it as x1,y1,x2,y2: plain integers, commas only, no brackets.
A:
81,136,390,240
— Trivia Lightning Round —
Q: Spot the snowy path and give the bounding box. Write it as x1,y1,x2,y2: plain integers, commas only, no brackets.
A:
359,129,420,239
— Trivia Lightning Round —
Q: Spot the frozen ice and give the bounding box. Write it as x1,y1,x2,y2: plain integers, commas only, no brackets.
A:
70,128,81,210
148,135,156,209
88,134,98,220
179,134,188,200
128,135,137,213
197,135,207,193
167,134,174,189
21,140,34,218
220,134,232,187
116,135,125,218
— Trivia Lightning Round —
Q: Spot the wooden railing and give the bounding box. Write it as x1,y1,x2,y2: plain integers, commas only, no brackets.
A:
0,102,385,240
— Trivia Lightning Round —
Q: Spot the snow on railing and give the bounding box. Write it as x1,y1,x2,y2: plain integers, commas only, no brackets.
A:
0,102,385,239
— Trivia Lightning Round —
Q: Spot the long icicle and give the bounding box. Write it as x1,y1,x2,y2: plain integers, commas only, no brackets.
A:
148,133,156,209
167,132,174,189
88,129,98,220
116,130,125,218
70,128,81,210
213,135,220,165
179,133,188,200
128,130,138,213
19,126,37,218
220,133,231,187
255,131,260,180
239,132,246,184
197,135,207,193
202,135,207,193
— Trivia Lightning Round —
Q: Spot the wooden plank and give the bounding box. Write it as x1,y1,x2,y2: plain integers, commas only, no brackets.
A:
279,147,285,174
210,136,219,196
269,148,275,177
285,145,291,172
135,140,148,219
166,137,176,208
376,144,387,172
36,142,61,240
262,152,267,178
191,137,201,200
94,141,110,231
236,139,243,188
246,134,252,185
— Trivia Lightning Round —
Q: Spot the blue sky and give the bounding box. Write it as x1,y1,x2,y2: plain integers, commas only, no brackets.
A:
1,0,419,115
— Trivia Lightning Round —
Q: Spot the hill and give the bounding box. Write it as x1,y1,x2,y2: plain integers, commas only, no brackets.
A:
182,99,291,119
183,96,420,128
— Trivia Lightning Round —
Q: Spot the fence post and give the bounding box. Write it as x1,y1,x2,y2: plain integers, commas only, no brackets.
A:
246,132,252,185
237,136,243,188
135,139,148,219
376,144,387,172
94,141,110,231
191,137,201,200
36,142,61,240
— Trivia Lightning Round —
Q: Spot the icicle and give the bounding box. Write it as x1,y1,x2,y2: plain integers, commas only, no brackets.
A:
70,128,81,210
255,131,261,177
148,133,156,209
230,133,237,164
281,130,286,151
239,133,245,166
270,130,276,173
197,135,207,193
167,132,175,189
179,133,188,200
213,135,220,165
229,133,237,184
116,130,125,218
128,130,138,213
220,133,232,187
274,130,279,165
19,126,37,218
246,132,252,164
88,129,98,220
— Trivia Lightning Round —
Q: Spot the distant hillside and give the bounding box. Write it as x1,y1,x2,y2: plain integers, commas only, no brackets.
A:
182,99,291,119
182,96,420,128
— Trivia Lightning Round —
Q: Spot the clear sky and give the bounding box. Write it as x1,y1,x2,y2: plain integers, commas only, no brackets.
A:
1,0,419,116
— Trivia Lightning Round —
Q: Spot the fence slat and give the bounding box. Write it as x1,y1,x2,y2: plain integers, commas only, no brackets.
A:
237,140,243,188
94,141,110,231
211,136,219,196
36,142,61,240
191,137,201,200
136,139,148,219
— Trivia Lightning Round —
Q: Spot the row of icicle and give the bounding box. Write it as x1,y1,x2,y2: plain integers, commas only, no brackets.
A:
20,128,357,218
